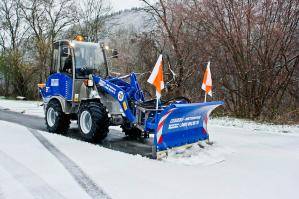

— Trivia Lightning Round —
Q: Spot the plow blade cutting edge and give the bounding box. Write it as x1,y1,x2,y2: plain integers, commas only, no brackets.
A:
154,101,224,159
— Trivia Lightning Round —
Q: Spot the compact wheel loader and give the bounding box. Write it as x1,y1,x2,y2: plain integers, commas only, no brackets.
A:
38,37,223,159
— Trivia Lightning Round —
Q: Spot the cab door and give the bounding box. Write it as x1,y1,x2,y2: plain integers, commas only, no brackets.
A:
44,41,73,101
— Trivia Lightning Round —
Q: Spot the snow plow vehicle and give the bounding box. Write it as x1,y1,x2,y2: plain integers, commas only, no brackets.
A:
38,36,223,159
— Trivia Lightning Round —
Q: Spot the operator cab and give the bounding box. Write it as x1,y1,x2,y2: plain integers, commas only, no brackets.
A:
44,36,122,117
51,38,108,79
46,37,111,103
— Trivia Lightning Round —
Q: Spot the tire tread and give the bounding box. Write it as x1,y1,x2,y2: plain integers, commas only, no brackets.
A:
78,101,109,142
45,100,70,134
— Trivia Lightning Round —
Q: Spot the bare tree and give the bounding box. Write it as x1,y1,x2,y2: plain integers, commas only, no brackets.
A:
195,0,299,119
141,0,211,99
0,0,28,50
70,0,111,42
0,0,76,97
21,0,77,81
0,0,35,97
141,0,298,121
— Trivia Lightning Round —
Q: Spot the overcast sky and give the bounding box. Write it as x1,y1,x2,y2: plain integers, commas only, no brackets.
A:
110,0,143,11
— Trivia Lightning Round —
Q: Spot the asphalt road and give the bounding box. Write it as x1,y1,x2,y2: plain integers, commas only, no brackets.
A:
0,109,153,158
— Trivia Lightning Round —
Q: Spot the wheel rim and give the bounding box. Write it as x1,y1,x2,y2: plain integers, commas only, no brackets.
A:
80,111,92,134
47,107,56,127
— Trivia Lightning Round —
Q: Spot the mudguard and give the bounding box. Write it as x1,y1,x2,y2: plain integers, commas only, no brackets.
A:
154,101,223,158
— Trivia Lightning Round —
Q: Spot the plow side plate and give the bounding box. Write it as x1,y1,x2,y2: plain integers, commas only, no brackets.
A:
154,101,223,157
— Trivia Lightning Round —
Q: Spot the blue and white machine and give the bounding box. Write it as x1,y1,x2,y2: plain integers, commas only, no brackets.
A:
38,37,223,158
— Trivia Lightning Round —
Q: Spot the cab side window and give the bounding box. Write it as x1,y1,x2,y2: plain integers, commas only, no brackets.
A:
51,43,59,74
60,45,72,74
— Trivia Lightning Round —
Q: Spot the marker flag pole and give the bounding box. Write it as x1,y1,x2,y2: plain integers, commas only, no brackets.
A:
147,54,164,110
201,61,212,102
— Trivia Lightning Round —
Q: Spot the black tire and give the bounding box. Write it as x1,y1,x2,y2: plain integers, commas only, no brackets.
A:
121,122,142,139
45,100,70,134
78,101,109,142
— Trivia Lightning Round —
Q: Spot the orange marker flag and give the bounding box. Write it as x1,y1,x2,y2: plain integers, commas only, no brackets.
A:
147,54,164,99
202,61,212,101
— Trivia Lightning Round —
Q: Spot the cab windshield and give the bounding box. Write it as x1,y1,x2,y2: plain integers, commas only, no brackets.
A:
72,41,107,78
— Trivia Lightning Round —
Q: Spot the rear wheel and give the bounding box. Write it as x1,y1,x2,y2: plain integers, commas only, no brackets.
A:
45,100,70,134
78,101,109,142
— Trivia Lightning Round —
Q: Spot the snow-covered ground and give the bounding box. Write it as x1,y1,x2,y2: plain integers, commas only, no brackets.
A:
0,99,299,199
0,99,44,117
0,99,298,134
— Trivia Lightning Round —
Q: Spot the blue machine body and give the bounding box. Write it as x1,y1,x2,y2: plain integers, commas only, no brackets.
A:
40,71,223,156
40,73,73,102
93,73,143,122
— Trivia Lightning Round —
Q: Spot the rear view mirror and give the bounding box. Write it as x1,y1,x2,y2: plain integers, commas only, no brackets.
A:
62,47,70,57
112,49,118,58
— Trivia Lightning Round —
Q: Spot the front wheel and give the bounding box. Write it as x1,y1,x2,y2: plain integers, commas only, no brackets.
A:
78,101,109,142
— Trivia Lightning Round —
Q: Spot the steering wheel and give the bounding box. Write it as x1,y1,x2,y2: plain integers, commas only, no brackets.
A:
80,65,87,73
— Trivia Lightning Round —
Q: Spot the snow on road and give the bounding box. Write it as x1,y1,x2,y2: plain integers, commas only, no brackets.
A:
0,121,92,199
0,118,298,199
0,99,299,199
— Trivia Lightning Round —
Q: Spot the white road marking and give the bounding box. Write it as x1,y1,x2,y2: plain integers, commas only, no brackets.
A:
28,128,111,199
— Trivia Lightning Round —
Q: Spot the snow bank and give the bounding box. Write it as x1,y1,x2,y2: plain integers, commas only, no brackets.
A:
0,99,44,117
210,117,299,134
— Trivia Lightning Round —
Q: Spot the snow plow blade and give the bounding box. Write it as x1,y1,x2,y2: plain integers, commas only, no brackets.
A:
154,101,224,159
